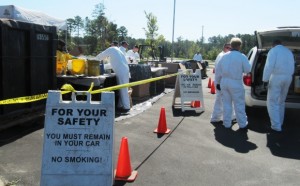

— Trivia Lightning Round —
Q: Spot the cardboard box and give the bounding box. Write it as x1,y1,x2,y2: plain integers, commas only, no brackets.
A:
131,83,150,98
160,63,179,73
165,76,177,88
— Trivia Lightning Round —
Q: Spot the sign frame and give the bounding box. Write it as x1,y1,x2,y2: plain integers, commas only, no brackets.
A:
172,69,205,113
41,91,115,186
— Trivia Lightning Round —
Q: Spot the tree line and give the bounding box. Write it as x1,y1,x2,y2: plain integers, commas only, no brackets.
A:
60,3,256,60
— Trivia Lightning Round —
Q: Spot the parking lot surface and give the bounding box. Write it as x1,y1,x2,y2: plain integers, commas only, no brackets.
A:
1,69,300,186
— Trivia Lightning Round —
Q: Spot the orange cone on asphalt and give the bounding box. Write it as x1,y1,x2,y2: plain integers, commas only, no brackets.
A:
210,81,216,94
115,137,138,182
207,77,212,88
154,107,170,134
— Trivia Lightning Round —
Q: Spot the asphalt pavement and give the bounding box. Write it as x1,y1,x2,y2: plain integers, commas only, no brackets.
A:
1,69,300,186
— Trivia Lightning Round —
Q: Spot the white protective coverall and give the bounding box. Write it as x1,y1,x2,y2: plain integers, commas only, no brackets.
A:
215,50,250,128
193,53,207,77
262,45,295,131
126,49,140,64
211,51,236,122
193,53,203,62
96,47,131,109
119,46,127,55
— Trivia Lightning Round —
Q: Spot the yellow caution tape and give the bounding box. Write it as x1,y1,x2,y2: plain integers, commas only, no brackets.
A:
91,72,180,94
0,91,71,105
60,84,76,92
0,93,49,104
0,71,182,105
87,82,94,92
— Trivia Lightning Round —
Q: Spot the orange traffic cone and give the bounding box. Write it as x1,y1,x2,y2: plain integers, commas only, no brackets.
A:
154,107,170,134
210,81,216,94
207,77,212,88
191,100,201,108
115,137,138,181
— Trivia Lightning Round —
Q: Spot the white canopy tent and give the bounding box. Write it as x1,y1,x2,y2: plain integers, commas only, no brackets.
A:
0,5,67,30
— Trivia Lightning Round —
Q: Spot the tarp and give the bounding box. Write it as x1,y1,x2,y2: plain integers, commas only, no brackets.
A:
0,5,67,30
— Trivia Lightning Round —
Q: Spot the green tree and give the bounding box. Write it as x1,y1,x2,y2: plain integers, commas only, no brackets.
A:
88,3,108,50
143,11,159,60
63,3,256,60
83,35,98,55
106,22,119,43
74,16,84,38
66,18,76,44
117,26,128,41
92,3,105,18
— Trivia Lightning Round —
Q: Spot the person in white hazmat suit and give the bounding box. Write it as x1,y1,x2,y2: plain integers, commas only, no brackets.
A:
262,39,295,132
126,45,140,64
215,38,251,129
193,52,207,78
211,43,236,123
96,46,131,112
119,41,129,55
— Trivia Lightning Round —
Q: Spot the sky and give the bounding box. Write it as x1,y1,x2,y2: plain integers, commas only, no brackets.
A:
1,0,300,42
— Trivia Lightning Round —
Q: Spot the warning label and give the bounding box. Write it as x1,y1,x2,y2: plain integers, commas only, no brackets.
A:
41,91,115,186
51,108,107,125
173,69,205,112
180,73,202,97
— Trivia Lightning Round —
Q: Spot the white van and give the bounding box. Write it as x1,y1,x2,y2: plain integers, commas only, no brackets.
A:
243,27,300,108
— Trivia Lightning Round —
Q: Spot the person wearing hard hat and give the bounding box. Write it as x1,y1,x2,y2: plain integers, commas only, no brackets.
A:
96,46,131,113
262,39,295,133
215,38,251,130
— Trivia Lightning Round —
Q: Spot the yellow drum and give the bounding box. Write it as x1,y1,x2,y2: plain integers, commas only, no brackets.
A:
72,59,86,75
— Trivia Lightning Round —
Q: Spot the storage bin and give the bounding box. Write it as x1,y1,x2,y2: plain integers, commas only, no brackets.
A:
128,64,152,82
0,19,57,125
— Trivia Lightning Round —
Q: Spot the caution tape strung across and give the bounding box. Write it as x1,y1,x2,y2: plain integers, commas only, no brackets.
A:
0,71,182,105
91,72,180,94
0,91,69,105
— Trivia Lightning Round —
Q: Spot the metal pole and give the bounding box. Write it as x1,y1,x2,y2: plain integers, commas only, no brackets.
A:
171,0,176,62
201,25,204,44
65,27,68,51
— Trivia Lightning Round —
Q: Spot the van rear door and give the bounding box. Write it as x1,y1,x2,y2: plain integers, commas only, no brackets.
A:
256,27,300,49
